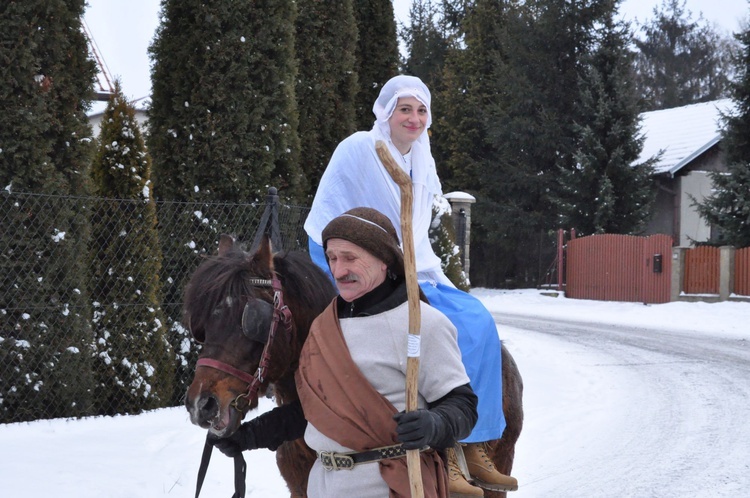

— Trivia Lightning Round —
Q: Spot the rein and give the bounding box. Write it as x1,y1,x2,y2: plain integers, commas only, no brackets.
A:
194,275,293,498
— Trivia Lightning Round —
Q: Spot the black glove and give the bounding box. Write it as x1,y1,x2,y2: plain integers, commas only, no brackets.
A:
207,422,258,458
393,409,444,450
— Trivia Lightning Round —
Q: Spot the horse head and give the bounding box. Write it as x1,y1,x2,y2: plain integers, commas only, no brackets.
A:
183,234,335,438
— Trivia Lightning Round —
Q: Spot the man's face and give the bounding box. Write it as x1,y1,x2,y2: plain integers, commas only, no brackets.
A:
326,238,387,302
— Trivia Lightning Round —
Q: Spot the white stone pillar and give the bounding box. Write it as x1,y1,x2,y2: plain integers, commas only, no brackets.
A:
671,246,687,302
719,246,736,301
444,192,476,276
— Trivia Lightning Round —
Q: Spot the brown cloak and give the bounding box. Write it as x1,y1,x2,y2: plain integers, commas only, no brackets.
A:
296,300,448,498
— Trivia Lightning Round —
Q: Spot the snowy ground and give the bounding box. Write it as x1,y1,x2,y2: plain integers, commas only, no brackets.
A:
1,289,748,497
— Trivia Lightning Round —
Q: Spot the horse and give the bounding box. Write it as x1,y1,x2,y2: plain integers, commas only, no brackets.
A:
183,234,524,498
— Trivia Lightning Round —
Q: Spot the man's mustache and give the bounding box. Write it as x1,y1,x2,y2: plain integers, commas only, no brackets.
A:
336,274,359,283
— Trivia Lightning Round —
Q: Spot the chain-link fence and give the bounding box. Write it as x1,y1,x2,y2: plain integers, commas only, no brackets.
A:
469,226,561,289
1,188,309,423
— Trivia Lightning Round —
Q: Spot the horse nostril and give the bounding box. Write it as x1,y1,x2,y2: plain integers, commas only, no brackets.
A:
197,394,219,423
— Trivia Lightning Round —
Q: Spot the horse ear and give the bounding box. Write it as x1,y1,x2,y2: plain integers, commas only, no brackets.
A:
218,234,235,256
255,234,274,269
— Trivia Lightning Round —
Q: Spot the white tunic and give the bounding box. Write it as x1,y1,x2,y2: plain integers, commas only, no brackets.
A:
303,301,469,498
304,131,452,286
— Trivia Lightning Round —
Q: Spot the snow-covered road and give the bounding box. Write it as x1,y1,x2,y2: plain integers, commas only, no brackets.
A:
499,313,750,497
2,291,748,497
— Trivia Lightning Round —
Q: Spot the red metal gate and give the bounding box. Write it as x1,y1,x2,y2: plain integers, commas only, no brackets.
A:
735,246,750,297
566,234,673,304
683,246,720,294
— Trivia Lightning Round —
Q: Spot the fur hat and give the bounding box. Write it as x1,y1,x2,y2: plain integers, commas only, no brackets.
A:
322,207,404,275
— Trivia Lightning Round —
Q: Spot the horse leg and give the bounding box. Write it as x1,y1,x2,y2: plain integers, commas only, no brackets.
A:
276,439,316,498
486,343,524,498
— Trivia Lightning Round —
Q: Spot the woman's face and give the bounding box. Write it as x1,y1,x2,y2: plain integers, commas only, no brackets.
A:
388,96,428,153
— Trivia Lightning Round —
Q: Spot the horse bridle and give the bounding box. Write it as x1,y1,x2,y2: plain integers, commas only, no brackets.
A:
195,275,293,411
193,275,293,498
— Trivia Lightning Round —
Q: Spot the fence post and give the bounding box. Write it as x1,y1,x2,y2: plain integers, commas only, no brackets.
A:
719,246,736,301
557,229,564,291
671,246,687,302
250,186,281,252
444,192,476,276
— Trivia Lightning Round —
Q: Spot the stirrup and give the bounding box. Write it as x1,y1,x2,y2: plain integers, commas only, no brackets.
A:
453,443,472,481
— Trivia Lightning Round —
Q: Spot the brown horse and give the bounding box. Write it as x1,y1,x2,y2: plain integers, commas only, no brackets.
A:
183,235,523,498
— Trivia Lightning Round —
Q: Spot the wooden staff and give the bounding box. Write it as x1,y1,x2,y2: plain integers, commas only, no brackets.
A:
376,140,424,498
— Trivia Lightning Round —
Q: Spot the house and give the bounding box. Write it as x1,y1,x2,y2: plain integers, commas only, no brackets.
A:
87,97,150,138
637,99,735,246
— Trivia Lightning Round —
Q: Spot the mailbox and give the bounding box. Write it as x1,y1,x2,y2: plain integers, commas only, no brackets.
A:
653,254,663,273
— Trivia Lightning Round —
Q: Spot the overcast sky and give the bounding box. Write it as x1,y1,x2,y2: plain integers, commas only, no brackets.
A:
83,0,749,102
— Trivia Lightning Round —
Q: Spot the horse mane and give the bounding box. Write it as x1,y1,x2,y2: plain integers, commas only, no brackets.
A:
268,251,336,390
272,250,337,336
182,249,267,341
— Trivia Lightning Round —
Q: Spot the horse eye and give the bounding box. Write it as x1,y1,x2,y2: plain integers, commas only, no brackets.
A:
186,315,205,343
241,298,274,343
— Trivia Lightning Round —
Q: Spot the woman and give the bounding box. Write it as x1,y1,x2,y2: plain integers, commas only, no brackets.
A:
303,75,517,494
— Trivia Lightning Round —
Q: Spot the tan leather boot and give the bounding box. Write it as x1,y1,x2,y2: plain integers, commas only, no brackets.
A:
446,446,484,497
463,442,519,492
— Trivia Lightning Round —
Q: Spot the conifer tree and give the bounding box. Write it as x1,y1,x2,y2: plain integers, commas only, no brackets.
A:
436,0,525,286
438,0,610,286
633,0,735,111
352,0,400,131
295,0,358,194
148,0,303,401
400,0,450,92
90,83,174,415
697,25,750,247
555,6,657,236
148,0,303,203
0,0,97,422
435,0,498,187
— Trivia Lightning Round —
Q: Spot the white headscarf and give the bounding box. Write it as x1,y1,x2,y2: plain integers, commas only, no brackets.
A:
372,75,433,158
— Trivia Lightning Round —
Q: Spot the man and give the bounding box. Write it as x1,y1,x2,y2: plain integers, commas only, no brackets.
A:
212,207,478,498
